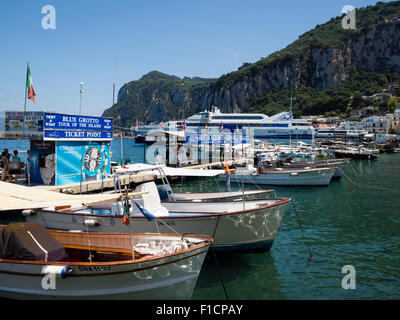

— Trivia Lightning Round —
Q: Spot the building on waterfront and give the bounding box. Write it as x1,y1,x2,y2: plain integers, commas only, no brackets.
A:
0,111,43,139
363,115,391,134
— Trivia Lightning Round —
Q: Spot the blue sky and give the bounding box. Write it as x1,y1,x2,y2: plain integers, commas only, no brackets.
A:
0,0,391,117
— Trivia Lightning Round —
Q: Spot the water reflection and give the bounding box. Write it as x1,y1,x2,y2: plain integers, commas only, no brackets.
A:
192,251,285,300
175,154,400,299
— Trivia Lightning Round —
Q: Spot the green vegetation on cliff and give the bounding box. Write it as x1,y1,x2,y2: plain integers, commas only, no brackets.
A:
246,70,400,118
215,1,400,90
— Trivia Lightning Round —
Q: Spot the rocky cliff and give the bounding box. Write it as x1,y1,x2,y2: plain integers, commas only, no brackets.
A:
103,1,400,127
200,21,400,112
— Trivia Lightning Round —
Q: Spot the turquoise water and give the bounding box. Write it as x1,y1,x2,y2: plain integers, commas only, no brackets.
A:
1,138,399,299
187,154,400,300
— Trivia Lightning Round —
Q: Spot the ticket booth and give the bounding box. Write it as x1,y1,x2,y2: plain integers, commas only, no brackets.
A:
29,113,113,186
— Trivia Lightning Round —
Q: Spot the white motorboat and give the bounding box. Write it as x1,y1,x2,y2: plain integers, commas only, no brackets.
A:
278,159,349,179
0,222,212,300
113,163,276,201
220,163,336,186
164,189,275,201
26,182,290,253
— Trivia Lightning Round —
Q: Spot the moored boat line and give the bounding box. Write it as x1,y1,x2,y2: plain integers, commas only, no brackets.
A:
1,123,398,301
24,182,290,253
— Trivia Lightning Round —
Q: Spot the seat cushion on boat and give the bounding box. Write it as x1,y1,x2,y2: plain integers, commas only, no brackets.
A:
133,182,169,217
0,222,67,262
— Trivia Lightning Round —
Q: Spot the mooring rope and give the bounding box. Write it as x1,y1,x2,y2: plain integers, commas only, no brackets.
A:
290,200,313,261
211,214,230,300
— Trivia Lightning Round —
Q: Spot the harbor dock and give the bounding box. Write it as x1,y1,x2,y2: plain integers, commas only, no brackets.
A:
27,159,248,195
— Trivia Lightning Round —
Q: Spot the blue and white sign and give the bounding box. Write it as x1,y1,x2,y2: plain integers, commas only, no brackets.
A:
44,130,113,140
56,141,111,186
44,113,113,132
43,113,113,141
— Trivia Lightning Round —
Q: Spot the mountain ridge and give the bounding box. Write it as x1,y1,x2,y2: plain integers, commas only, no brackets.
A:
103,1,400,127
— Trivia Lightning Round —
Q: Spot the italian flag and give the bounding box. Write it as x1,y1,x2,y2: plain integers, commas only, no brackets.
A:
26,66,36,103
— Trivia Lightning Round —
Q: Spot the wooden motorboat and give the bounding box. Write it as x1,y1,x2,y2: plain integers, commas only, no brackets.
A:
0,222,212,300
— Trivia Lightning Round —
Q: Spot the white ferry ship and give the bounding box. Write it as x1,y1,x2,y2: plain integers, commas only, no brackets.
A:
185,107,314,144
132,120,184,136
315,127,368,140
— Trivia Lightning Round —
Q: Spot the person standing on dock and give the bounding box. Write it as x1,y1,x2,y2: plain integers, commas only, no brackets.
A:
1,149,10,182
9,150,22,183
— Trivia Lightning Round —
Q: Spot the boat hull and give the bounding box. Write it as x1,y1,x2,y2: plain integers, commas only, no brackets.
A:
284,163,347,179
28,200,289,253
221,169,335,186
334,151,377,160
0,242,209,300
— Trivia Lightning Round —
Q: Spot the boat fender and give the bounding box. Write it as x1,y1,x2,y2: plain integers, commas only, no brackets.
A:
22,209,36,217
83,219,101,227
41,266,72,279
290,172,298,176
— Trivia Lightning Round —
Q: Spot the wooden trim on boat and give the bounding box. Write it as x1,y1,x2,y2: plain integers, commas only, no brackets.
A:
0,225,213,269
0,248,210,277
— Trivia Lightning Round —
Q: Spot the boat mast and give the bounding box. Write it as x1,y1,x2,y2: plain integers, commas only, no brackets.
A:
289,96,293,147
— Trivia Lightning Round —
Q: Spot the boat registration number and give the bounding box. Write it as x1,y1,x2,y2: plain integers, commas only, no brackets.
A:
157,221,175,226
78,266,111,272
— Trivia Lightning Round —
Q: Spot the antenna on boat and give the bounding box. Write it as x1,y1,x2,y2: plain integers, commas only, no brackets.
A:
120,131,124,167
123,187,135,260
79,82,83,115
290,96,294,120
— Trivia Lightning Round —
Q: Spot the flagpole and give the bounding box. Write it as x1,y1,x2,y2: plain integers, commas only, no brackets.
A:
124,190,135,260
79,82,83,115
23,63,28,138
